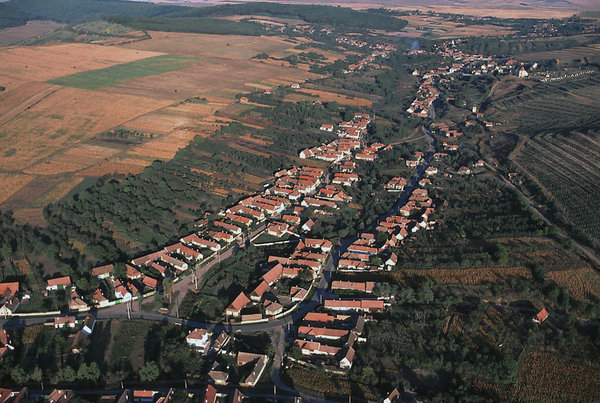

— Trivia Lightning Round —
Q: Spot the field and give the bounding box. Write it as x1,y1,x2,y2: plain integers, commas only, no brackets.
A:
48,55,201,89
0,31,333,223
515,352,600,402
399,14,516,38
487,75,600,134
515,131,600,243
0,20,64,46
516,44,600,65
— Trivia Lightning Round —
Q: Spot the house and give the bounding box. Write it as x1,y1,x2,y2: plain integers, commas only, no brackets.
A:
81,315,96,335
457,166,471,175
92,289,109,307
203,385,217,403
211,331,231,354
320,124,334,132
384,387,401,403
208,364,229,385
298,326,348,341
302,218,315,232
126,264,143,280
534,308,549,323
133,390,156,403
331,281,375,293
214,221,242,235
209,231,234,243
239,97,249,104
240,354,269,387
324,299,384,312
92,264,113,279
160,255,189,272
181,234,221,252
186,328,213,353
0,330,14,361
142,276,158,290
518,66,529,78
263,300,284,316
294,340,340,356
250,281,270,301
304,312,335,323
48,389,72,403
290,286,308,302
425,167,438,176
46,276,71,291
339,346,355,369
225,292,251,317
266,221,289,237
53,316,76,329
114,279,132,301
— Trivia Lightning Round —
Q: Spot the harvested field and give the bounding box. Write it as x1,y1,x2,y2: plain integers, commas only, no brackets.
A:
100,55,317,101
119,31,298,60
0,86,170,171
0,173,36,204
0,43,162,82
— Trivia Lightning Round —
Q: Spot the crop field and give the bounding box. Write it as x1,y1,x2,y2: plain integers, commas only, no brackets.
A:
47,55,201,89
515,131,600,242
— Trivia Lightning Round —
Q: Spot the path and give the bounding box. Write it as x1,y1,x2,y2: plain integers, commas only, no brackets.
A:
0,85,61,126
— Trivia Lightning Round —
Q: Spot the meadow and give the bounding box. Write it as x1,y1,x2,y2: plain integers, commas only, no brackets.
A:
47,54,201,89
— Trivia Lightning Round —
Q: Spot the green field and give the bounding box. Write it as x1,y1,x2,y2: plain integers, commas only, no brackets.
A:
47,54,200,89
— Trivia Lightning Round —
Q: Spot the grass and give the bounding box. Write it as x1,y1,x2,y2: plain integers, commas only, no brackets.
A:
47,55,201,89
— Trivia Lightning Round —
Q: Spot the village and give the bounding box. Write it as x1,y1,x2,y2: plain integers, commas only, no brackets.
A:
0,22,580,402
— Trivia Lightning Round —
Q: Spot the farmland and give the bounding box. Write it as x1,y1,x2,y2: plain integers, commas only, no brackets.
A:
0,31,334,223
48,54,201,89
515,131,600,244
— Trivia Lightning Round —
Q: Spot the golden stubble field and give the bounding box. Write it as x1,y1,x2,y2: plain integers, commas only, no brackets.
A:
0,32,344,224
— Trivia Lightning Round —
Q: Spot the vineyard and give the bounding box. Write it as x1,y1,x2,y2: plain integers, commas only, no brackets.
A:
487,75,600,134
515,352,600,402
281,365,378,400
515,131,600,242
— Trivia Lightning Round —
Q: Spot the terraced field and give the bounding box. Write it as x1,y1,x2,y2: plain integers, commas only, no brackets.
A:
516,131,600,242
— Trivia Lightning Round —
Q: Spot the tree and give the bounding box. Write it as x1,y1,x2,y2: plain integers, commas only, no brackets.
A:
77,362,101,383
139,361,160,382
113,263,127,278
30,367,43,386
10,366,27,385
57,366,77,383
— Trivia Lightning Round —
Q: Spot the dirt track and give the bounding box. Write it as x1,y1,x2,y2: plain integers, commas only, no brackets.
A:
0,84,61,126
